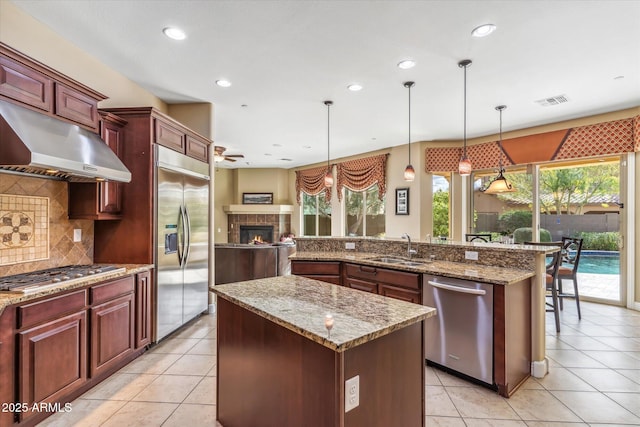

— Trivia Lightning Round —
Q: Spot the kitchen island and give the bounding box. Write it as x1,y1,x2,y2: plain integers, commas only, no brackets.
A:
211,275,436,427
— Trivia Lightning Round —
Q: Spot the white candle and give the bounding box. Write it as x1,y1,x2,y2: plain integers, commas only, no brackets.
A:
325,314,334,330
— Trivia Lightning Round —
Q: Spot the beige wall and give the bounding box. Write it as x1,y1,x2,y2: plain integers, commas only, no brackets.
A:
213,168,233,243
232,169,291,204
167,103,214,140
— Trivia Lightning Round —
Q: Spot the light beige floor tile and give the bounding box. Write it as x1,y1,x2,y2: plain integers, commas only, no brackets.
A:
616,368,640,384
36,399,126,427
551,390,640,424
604,392,640,415
463,419,527,426
426,366,442,385
131,375,201,403
162,403,217,427
446,387,519,419
545,336,576,350
505,389,581,422
117,352,181,375
569,368,640,392
558,335,616,351
519,377,544,390
545,349,606,368
524,422,588,426
173,323,212,339
593,336,640,351
164,354,216,376
101,401,177,427
206,364,217,377
581,350,640,369
187,338,217,355
81,373,158,401
434,369,482,388
537,367,595,391
204,329,217,339
426,385,459,417
184,376,217,405
149,338,200,354
425,416,467,426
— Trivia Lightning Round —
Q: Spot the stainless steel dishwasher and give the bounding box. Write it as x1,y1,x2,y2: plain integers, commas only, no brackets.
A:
423,275,494,385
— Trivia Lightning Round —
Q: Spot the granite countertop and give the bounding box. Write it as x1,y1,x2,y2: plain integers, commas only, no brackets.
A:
211,275,436,352
0,264,154,315
290,251,535,285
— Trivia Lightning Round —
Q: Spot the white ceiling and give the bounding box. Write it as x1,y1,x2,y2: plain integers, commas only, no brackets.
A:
11,0,640,169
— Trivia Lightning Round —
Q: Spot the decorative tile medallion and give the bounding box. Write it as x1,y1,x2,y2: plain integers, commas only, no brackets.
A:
0,194,49,265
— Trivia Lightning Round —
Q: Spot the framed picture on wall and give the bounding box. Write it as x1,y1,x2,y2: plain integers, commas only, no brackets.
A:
395,188,409,215
242,193,273,204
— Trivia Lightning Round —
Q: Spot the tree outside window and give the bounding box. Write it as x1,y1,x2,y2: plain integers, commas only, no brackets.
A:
302,192,331,236
344,185,385,237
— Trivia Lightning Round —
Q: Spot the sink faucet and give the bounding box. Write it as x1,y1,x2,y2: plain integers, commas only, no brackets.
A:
401,233,417,259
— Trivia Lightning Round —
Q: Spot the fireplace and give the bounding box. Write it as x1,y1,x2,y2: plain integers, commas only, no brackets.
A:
240,225,274,244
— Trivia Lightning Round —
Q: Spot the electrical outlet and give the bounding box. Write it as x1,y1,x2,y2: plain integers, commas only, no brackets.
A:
465,250,478,261
345,242,356,250
73,229,82,242
345,375,359,412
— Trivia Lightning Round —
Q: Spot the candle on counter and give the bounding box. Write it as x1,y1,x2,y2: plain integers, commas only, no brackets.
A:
325,313,334,338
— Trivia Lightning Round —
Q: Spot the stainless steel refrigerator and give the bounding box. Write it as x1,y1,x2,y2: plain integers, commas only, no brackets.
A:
156,145,210,340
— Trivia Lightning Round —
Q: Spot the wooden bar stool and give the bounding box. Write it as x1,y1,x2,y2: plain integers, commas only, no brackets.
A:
558,237,584,319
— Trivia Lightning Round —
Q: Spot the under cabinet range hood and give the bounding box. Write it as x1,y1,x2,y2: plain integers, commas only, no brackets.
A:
0,99,131,182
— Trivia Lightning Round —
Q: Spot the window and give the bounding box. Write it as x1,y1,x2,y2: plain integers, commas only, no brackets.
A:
301,192,331,236
344,185,385,237
432,174,450,239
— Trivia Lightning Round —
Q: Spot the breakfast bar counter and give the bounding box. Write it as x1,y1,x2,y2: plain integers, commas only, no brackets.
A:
211,275,436,427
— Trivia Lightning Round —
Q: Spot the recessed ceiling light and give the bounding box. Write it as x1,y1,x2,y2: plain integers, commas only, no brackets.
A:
347,83,363,92
162,27,186,40
216,80,232,87
397,59,416,70
471,24,497,38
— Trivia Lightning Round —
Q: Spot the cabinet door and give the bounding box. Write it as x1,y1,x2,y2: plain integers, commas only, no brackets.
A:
90,293,134,377
135,271,152,348
186,135,209,162
0,55,52,111
98,119,123,214
18,311,87,422
54,82,99,130
155,118,185,152
380,284,421,304
344,277,378,294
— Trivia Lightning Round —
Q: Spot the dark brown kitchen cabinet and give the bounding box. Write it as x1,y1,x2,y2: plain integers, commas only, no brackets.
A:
0,42,106,132
155,118,185,152
68,111,127,220
343,262,422,302
380,283,421,304
90,293,134,377
135,271,152,349
291,260,342,285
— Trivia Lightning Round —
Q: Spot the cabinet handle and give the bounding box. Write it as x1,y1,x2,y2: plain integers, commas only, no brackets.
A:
359,265,377,275
427,280,486,295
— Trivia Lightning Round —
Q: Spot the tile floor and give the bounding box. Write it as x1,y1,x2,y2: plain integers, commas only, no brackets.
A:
38,300,640,426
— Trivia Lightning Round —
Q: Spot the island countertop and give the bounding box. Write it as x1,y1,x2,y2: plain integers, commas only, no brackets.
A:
210,275,436,352
290,251,535,285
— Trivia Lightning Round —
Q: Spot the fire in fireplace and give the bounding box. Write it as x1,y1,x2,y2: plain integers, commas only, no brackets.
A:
240,225,274,244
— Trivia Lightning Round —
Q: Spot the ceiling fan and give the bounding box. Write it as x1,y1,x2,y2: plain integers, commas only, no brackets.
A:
213,146,245,163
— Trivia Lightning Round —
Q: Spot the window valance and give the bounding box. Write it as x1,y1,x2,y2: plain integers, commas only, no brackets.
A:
295,166,332,204
336,154,388,201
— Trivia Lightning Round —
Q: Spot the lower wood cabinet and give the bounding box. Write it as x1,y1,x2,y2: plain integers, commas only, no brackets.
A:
90,293,134,377
290,260,342,285
17,310,87,423
135,271,152,349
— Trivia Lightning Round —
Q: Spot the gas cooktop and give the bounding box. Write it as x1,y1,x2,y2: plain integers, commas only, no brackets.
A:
0,265,126,293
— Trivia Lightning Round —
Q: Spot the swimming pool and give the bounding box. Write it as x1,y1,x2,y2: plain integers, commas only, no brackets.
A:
577,251,620,275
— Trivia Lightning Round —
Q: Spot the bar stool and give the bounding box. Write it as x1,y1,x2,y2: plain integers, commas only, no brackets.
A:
526,241,563,332
558,237,584,319
465,233,492,242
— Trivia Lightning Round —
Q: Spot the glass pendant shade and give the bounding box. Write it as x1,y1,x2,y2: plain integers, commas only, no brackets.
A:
483,169,515,194
324,169,333,187
404,164,415,181
458,157,472,176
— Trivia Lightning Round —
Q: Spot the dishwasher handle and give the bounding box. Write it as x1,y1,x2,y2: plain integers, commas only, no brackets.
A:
427,280,486,295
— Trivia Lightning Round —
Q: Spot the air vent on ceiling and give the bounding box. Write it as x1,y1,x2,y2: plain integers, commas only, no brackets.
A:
535,94,569,107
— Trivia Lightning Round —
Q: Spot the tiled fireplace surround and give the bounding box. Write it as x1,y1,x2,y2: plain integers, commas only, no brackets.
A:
227,213,291,244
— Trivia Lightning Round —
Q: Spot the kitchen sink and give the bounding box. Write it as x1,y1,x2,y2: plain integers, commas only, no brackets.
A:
399,261,426,267
369,257,426,267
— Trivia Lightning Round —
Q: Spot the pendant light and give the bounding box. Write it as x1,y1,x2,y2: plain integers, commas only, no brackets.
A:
323,100,334,187
482,105,516,194
458,59,472,176
403,81,415,181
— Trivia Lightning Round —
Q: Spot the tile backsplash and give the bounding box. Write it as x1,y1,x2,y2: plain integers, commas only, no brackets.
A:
0,174,93,277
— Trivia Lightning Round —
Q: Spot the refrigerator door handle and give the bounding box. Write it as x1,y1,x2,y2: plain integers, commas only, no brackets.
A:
177,204,187,267
183,204,192,265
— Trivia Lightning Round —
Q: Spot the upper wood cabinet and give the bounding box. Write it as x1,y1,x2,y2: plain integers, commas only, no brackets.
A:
153,114,210,162
0,42,106,132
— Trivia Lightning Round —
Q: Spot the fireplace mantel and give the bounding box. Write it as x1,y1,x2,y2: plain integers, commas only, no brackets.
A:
223,204,294,215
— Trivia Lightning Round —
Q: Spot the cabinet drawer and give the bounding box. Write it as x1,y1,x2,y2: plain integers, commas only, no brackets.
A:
0,55,52,112
17,289,87,329
186,135,209,162
90,276,134,305
380,284,421,304
299,275,342,286
55,83,99,130
344,263,420,289
155,119,185,152
344,277,378,294
292,261,341,276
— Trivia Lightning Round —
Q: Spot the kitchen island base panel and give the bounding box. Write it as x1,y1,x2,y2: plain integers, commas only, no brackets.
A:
216,297,425,427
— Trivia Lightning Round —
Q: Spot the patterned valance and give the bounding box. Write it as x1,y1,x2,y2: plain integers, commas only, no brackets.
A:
425,115,639,173
336,154,388,201
295,166,332,204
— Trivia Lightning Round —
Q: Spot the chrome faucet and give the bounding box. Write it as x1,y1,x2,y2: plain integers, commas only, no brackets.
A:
401,233,417,259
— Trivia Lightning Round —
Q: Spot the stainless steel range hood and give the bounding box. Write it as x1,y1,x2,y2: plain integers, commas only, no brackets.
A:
0,99,131,182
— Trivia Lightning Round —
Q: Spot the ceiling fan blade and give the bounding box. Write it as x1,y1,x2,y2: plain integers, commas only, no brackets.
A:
224,157,237,162
226,154,245,158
